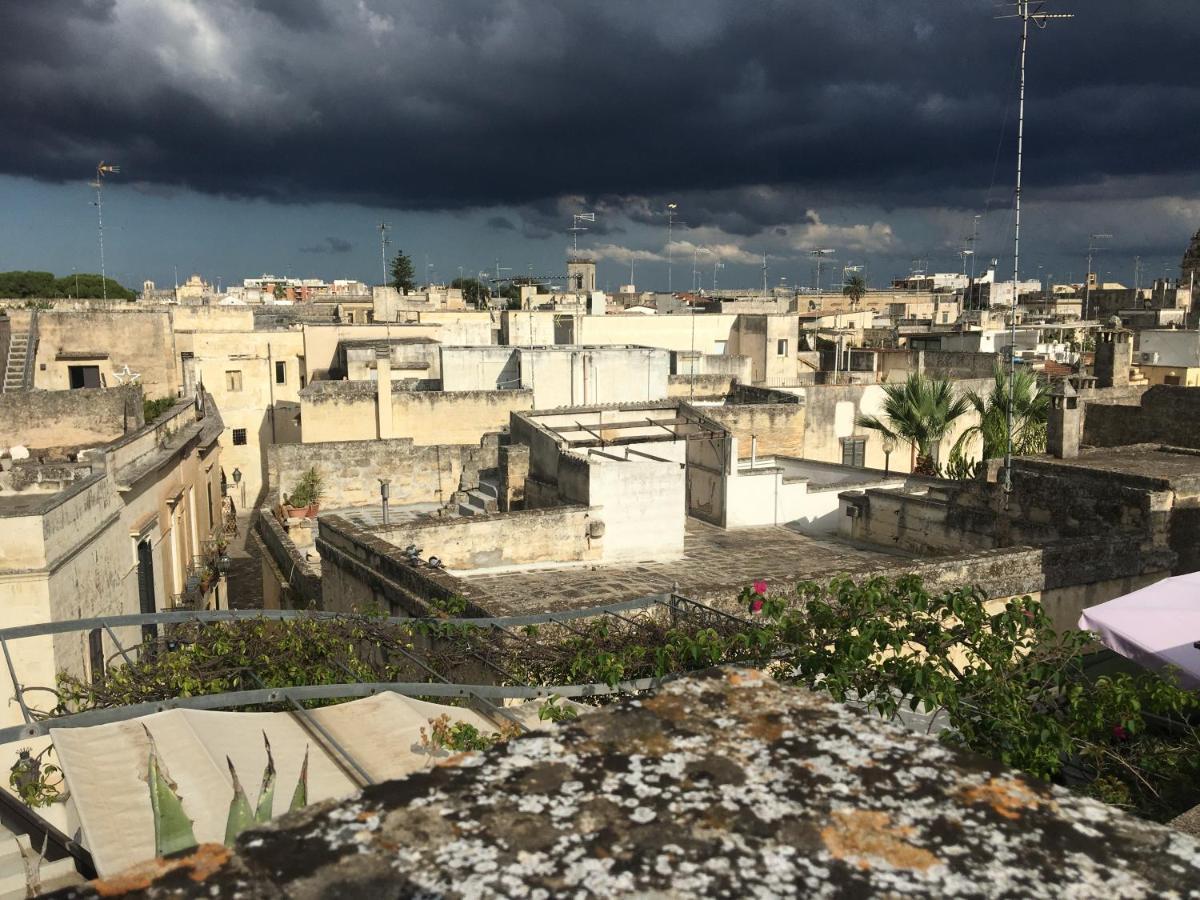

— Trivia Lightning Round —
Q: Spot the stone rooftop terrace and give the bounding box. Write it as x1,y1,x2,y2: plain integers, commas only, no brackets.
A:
460,519,909,615
1024,444,1200,486
66,668,1200,898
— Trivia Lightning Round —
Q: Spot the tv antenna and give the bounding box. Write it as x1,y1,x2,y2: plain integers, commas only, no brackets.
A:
378,223,391,287
999,0,1073,495
568,213,595,258
92,161,120,301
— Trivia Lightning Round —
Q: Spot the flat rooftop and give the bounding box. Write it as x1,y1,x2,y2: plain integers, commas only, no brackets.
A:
459,518,910,616
1023,445,1200,486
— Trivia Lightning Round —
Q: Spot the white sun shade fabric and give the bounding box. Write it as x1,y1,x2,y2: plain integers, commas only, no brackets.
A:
51,693,564,877
1078,572,1200,688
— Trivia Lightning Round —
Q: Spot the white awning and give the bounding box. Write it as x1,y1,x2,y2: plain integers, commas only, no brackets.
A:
1078,572,1200,688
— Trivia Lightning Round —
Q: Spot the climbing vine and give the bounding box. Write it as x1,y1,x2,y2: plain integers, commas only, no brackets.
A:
41,576,1200,822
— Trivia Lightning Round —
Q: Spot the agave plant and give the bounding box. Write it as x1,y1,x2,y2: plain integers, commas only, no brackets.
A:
148,728,309,854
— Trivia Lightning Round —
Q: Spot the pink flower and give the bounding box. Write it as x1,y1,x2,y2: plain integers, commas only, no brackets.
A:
1112,724,1129,741
753,580,768,596
750,599,764,613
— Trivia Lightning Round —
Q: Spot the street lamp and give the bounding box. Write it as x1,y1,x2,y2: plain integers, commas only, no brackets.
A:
882,435,897,477
231,467,244,509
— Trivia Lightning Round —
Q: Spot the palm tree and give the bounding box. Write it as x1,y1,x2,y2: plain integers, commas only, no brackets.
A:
843,273,867,307
856,373,970,475
951,365,1049,464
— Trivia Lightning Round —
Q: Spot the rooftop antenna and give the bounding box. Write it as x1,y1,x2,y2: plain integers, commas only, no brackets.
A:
92,161,120,301
810,249,835,302
1084,232,1112,319
999,0,1072,495
378,223,391,288
761,253,769,296
666,203,678,293
569,212,595,258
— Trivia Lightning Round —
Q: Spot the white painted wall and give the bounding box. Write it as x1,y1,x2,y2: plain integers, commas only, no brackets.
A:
587,458,686,563
723,457,906,533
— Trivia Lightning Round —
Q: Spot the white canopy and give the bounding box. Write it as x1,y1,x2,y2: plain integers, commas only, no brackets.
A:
1077,572,1200,688
52,693,565,877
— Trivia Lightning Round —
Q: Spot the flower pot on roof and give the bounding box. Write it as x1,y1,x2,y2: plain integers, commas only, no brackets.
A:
284,467,324,519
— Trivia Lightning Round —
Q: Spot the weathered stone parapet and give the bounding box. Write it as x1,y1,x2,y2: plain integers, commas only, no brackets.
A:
66,668,1200,897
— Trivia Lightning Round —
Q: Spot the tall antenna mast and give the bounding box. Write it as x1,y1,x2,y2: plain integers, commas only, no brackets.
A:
1002,0,1072,494
1084,232,1112,319
761,253,768,296
93,161,119,301
378,223,391,288
666,203,678,293
568,212,595,258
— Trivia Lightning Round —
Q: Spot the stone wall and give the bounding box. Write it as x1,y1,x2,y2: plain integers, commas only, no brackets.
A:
266,436,499,509
1083,385,1200,450
667,374,737,399
373,505,600,570
316,515,492,615
32,310,179,398
702,403,806,459
0,385,141,450
111,668,1200,898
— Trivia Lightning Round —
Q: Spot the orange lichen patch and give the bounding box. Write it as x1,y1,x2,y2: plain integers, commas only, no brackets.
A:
958,777,1046,821
726,669,768,688
746,714,785,742
93,844,231,896
641,693,691,723
821,810,940,872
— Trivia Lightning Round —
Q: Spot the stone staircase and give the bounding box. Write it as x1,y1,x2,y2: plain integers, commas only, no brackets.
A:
2,326,31,392
455,475,500,517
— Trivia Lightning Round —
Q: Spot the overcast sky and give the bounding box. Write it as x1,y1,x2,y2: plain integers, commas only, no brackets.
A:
1,0,1198,292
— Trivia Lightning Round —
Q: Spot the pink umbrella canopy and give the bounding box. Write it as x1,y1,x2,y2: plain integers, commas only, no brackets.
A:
1078,572,1200,688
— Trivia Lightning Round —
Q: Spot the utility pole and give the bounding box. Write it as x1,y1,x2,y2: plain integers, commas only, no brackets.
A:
93,161,119,301
1002,0,1072,495
378,223,390,288
666,203,678,293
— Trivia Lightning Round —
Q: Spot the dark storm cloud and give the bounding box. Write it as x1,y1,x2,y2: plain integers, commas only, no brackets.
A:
1,0,1198,230
299,236,353,254
486,216,516,231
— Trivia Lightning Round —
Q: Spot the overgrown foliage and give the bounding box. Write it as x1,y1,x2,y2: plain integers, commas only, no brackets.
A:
0,270,135,300
143,397,176,424
450,276,491,308
46,577,1200,822
286,467,323,509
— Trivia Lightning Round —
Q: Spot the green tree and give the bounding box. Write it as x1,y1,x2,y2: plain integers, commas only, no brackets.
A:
0,270,133,300
842,272,867,306
389,251,416,293
450,277,490,308
855,373,970,475
950,364,1049,468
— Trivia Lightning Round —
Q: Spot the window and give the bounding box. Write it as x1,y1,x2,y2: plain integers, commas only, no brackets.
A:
225,370,243,392
841,438,866,468
776,339,789,356
68,365,102,389
299,374,307,389
232,428,247,445
275,360,286,384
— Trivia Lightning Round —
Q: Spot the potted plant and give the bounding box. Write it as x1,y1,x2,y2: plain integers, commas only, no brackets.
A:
284,467,323,518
